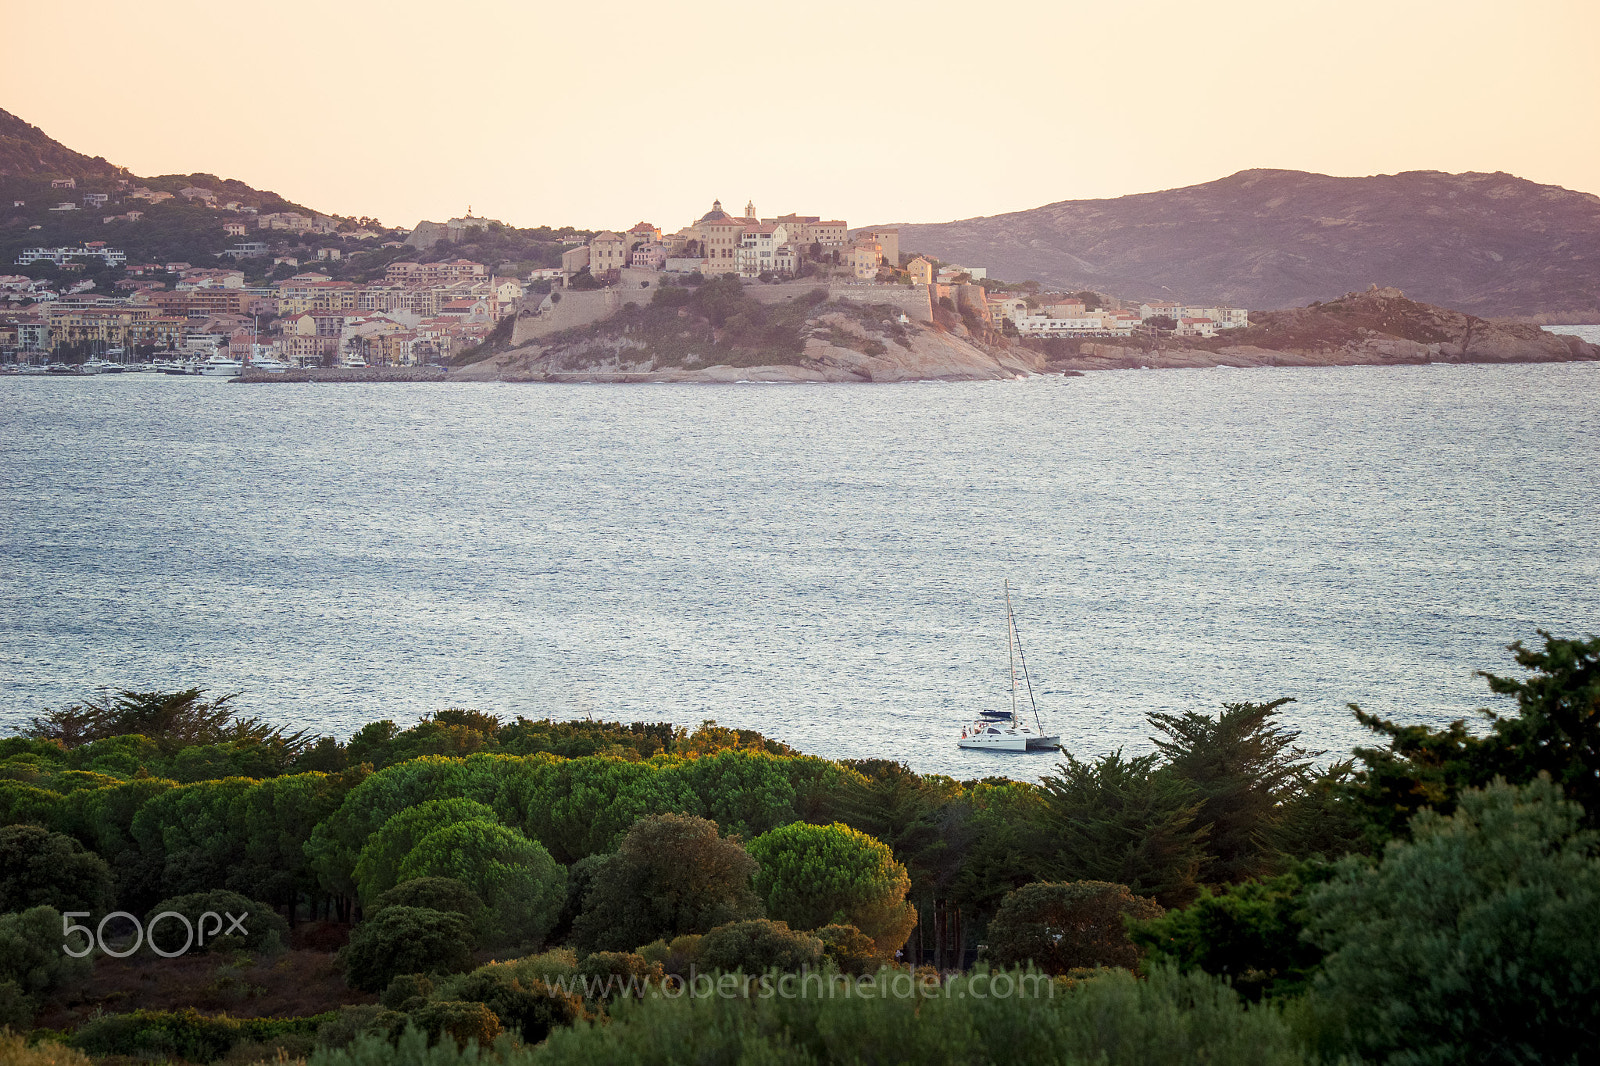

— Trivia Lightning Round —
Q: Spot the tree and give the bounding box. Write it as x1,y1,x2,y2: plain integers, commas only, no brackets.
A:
354,798,500,904
369,878,487,928
747,822,916,953
0,906,94,1025
570,814,761,953
1346,632,1600,841
1148,699,1313,882
144,889,288,955
0,825,113,914
1147,315,1177,330
696,919,824,974
397,819,566,948
1128,863,1334,1000
1038,751,1208,907
1306,777,1600,1065
342,906,476,992
986,881,1162,974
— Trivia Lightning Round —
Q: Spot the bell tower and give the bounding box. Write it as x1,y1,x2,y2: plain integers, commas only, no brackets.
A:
745,199,755,220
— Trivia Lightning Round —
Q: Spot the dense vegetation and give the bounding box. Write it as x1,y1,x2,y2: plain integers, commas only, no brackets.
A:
1,631,1596,1064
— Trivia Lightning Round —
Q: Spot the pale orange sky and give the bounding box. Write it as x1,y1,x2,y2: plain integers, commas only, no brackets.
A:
4,0,1597,232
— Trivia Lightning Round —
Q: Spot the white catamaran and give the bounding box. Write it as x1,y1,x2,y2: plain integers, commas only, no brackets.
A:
958,580,1061,752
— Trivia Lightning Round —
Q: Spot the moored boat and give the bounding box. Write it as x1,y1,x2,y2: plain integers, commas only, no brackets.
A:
957,580,1061,752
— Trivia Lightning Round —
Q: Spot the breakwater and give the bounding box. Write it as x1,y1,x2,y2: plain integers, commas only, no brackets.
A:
233,367,447,383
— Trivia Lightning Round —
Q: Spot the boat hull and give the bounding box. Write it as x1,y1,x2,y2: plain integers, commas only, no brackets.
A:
957,734,1029,752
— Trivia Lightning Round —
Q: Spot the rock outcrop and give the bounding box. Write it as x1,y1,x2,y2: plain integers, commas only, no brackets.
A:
1035,287,1598,372
452,308,1038,383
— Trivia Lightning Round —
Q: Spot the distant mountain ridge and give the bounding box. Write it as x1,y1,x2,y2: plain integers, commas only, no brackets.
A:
0,106,312,215
888,170,1600,317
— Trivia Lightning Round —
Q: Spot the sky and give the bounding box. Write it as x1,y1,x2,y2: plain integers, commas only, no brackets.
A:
3,0,1598,232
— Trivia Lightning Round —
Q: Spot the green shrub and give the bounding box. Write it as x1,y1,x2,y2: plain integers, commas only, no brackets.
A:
0,1032,95,1066
815,923,881,976
523,965,1306,1065
1129,864,1332,999
0,976,33,1028
380,973,435,1012
406,1000,501,1049
145,889,288,955
0,825,114,914
433,961,585,1043
309,1027,519,1066
635,935,701,978
746,822,916,954
575,952,661,1000
986,881,1162,975
1306,777,1600,1064
371,877,488,940
0,905,94,1010
316,1005,407,1049
696,919,823,974
343,907,475,993
69,1008,333,1063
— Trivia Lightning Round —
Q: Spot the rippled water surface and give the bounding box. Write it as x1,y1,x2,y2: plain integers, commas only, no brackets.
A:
3,361,1598,779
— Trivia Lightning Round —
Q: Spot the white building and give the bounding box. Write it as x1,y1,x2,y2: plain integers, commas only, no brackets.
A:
736,224,790,277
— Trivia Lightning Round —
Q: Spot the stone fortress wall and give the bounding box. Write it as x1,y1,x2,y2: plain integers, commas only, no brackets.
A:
511,274,932,346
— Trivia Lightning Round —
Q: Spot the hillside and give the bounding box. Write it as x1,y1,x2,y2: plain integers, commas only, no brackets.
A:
890,170,1600,318
0,109,127,182
1026,286,1600,373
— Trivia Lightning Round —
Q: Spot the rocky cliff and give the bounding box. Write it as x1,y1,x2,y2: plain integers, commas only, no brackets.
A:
887,169,1600,318
451,285,1036,383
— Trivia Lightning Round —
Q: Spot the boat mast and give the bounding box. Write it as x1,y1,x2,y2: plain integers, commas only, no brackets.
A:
1005,580,1018,722
1007,579,1044,732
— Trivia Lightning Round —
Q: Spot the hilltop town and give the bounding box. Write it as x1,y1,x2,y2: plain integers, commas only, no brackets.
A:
0,176,1252,372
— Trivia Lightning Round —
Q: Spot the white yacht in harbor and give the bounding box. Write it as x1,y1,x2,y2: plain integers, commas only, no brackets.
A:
957,581,1061,752
199,353,244,377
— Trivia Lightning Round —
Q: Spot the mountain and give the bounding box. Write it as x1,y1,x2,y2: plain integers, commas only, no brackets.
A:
889,170,1600,317
0,108,128,182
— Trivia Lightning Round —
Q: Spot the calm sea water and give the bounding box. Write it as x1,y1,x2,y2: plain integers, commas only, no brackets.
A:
3,356,1598,780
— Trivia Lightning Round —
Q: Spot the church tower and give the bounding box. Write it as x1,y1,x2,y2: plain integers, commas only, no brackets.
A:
745,199,755,220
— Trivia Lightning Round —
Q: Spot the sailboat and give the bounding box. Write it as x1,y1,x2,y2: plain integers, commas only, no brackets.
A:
957,580,1061,752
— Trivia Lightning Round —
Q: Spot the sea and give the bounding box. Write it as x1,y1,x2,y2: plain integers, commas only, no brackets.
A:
3,336,1598,781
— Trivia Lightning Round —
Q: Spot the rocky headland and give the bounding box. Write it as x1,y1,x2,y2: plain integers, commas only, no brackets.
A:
1028,287,1597,374
449,279,1039,383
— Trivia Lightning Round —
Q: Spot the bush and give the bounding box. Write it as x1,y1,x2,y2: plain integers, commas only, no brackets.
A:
524,965,1305,1065
0,825,114,914
696,919,823,974
145,889,288,955
987,881,1161,974
343,907,476,993
570,814,761,953
0,1033,95,1066
635,934,701,978
407,1001,501,1049
0,905,94,1017
1129,864,1332,1000
371,878,488,933
746,822,915,954
380,973,435,1012
315,1005,407,1049
434,961,585,1043
815,923,881,976
69,1008,332,1063
1306,777,1600,1064
575,952,661,1000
